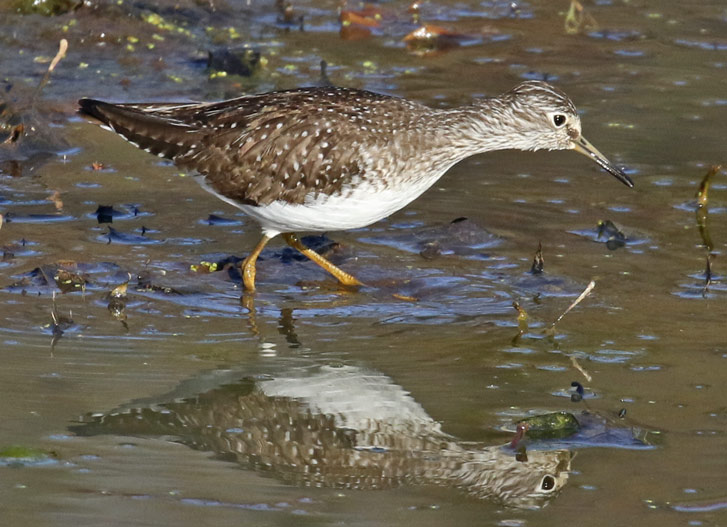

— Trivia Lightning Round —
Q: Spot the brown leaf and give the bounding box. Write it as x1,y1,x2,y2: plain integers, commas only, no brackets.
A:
403,24,468,55
340,7,381,28
403,24,466,42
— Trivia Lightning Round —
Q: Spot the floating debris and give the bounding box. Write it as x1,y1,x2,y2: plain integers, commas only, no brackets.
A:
570,220,646,250
54,267,87,294
530,242,544,274
696,164,719,209
9,262,99,293
509,421,530,449
207,47,260,77
505,410,655,450
403,24,469,55
511,301,530,346
107,279,129,328
136,271,182,295
703,255,714,297
109,280,128,299
341,6,382,28
696,165,719,251
564,0,598,35
570,356,593,383
570,381,585,402
514,412,580,441
392,292,418,302
47,190,63,211
512,301,529,331
190,260,219,273
1,123,23,145
597,219,627,250
339,5,382,40
34,39,67,101
419,240,441,259
0,445,56,466
545,280,596,335
695,166,721,295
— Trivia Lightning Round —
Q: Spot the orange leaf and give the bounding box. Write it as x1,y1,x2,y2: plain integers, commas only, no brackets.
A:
403,24,465,42
340,9,381,28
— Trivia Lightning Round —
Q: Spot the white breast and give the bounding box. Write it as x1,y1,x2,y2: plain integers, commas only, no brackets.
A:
195,168,450,237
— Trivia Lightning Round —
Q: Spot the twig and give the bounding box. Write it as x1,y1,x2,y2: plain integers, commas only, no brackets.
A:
548,280,596,331
33,39,68,102
570,356,592,382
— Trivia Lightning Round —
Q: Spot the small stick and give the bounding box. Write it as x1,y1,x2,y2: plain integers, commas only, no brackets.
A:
33,39,68,101
509,422,530,449
548,280,596,331
696,164,720,209
703,254,713,298
570,356,592,382
48,39,68,73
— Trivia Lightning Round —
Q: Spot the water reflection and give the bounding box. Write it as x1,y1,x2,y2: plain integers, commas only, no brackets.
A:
73,364,572,509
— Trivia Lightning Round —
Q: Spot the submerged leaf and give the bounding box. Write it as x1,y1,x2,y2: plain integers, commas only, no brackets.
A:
565,0,598,35
109,281,128,298
696,164,720,209
340,7,382,28
0,445,54,460
190,261,219,273
512,301,529,331
696,165,720,252
54,268,87,293
517,412,580,439
403,24,469,55
530,242,544,274
597,220,626,250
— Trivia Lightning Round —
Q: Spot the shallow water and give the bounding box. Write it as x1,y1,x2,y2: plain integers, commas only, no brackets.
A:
2,0,727,525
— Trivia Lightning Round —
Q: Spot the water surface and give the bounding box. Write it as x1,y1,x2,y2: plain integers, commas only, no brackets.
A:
1,1,727,525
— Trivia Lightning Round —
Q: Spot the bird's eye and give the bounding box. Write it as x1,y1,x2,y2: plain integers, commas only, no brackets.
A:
552,114,566,127
541,475,556,491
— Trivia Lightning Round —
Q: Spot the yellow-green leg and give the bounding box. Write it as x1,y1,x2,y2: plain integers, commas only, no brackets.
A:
241,234,274,292
282,232,363,287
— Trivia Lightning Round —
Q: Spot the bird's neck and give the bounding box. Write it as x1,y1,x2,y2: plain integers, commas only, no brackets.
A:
428,98,535,159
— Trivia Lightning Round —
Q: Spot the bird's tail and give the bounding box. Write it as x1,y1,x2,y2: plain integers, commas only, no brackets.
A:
78,99,200,161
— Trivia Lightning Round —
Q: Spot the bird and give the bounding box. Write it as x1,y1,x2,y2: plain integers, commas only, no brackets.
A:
78,80,633,291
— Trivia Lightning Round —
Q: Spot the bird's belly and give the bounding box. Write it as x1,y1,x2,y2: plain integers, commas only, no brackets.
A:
196,175,438,236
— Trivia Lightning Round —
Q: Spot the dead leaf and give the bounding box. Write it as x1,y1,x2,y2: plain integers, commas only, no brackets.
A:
403,24,468,55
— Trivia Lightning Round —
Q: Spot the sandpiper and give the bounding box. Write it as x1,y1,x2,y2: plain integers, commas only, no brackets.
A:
79,81,632,291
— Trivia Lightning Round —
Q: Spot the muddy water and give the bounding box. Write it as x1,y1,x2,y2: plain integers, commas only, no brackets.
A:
2,0,727,525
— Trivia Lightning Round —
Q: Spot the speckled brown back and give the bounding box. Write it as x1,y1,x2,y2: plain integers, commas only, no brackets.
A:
79,87,430,206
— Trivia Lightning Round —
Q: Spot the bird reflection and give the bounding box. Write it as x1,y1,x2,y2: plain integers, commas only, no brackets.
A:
72,364,570,509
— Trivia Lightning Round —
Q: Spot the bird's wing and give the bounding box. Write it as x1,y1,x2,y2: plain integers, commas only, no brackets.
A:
79,88,403,205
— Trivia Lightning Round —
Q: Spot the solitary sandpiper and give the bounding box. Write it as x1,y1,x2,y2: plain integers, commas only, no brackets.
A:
79,81,633,291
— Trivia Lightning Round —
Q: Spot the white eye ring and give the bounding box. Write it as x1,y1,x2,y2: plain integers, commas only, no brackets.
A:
550,113,567,128
539,474,557,492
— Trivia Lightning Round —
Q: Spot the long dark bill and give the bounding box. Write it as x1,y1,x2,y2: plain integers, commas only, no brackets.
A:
573,136,634,188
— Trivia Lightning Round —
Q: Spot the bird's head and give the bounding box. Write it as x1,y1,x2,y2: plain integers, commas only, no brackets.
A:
498,81,633,187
